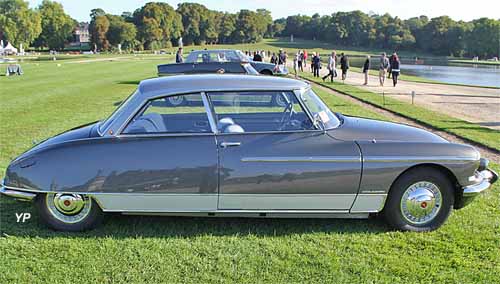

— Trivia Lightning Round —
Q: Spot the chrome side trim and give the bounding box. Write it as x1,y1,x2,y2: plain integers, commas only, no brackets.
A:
0,186,37,201
241,156,361,163
121,211,369,219
350,194,388,213
363,156,479,163
218,194,356,210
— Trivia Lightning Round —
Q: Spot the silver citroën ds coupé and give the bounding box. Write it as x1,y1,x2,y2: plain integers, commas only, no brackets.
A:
1,74,497,231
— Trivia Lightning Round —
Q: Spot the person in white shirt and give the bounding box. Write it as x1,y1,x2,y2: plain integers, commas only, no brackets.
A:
322,51,337,82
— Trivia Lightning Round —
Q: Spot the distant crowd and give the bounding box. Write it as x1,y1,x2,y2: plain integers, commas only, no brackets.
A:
174,46,403,87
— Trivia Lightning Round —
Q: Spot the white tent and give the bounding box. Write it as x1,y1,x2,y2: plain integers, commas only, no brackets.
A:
2,42,18,55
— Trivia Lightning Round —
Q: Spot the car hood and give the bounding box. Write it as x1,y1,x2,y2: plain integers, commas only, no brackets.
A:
13,122,99,163
328,116,448,143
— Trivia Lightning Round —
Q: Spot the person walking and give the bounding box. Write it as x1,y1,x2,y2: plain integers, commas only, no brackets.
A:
388,53,396,78
322,51,336,82
293,52,299,78
312,52,321,77
175,47,184,63
379,52,390,86
303,50,308,71
362,55,371,85
391,54,401,87
298,50,304,72
340,53,349,81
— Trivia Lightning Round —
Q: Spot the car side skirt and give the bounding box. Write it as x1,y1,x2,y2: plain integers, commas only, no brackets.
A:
1,186,386,217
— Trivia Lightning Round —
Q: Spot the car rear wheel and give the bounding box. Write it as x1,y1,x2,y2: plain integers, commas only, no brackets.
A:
383,168,454,232
35,193,103,231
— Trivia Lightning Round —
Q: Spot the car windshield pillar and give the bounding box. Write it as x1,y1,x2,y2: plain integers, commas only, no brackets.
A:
298,87,341,130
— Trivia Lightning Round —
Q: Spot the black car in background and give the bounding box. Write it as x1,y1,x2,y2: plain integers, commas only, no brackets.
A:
157,61,258,76
185,49,287,76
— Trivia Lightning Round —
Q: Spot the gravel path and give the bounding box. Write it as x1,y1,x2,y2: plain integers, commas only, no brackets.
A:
310,81,500,163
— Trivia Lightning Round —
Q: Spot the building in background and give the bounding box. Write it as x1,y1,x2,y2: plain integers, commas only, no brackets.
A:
65,22,91,51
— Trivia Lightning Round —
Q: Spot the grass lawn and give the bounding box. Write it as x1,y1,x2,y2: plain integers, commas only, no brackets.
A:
299,72,500,151
1,57,499,283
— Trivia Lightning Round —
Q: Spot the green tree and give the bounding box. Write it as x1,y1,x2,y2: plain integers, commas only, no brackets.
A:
177,3,215,45
106,14,137,49
0,0,41,48
466,18,500,58
214,12,236,43
89,13,110,51
34,0,76,50
133,2,183,49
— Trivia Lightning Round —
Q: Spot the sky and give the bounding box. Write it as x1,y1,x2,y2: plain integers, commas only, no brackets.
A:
27,0,500,22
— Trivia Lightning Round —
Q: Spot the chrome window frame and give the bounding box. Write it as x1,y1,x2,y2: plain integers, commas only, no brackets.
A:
117,92,216,137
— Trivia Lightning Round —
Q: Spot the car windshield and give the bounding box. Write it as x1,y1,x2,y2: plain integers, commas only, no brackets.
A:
300,88,341,129
185,50,244,63
98,90,137,134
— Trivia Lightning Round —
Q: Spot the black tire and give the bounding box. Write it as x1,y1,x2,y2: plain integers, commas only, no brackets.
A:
35,193,104,231
259,69,273,76
383,168,455,232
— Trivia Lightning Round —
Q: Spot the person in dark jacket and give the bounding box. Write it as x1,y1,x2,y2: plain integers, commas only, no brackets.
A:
362,55,370,85
340,53,349,80
253,52,262,62
270,52,278,64
391,54,401,87
175,47,183,63
388,53,396,78
312,52,321,77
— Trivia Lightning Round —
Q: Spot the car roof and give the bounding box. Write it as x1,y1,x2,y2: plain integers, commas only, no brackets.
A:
138,74,309,98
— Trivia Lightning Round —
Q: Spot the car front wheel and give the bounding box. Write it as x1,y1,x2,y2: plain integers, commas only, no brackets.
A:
35,193,104,231
383,168,455,232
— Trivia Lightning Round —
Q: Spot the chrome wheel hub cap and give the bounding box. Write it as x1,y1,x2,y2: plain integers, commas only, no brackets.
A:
400,181,442,225
276,95,288,107
168,96,184,106
46,193,92,224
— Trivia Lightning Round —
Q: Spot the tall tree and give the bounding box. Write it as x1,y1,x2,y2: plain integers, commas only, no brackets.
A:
106,14,137,49
89,13,110,51
466,18,500,58
177,3,215,45
34,0,76,50
0,0,42,48
133,2,182,49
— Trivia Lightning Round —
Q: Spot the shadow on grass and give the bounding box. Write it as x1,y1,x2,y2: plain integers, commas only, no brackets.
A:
117,80,141,85
0,198,388,239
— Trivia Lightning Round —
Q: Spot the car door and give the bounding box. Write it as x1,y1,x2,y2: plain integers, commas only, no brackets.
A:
113,92,219,212
208,90,362,211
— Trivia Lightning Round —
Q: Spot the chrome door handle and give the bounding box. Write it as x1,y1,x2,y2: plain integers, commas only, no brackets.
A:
220,142,241,148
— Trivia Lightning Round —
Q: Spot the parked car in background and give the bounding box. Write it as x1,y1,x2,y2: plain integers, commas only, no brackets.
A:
1,75,496,232
157,61,258,76
185,49,287,76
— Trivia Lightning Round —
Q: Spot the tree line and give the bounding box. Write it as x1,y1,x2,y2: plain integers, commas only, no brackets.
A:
1,0,498,58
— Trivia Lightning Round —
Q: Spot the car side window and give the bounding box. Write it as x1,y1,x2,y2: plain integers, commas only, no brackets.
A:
123,93,212,134
208,91,314,133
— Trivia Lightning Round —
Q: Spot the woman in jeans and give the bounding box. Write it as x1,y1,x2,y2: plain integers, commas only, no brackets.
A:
391,54,401,87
